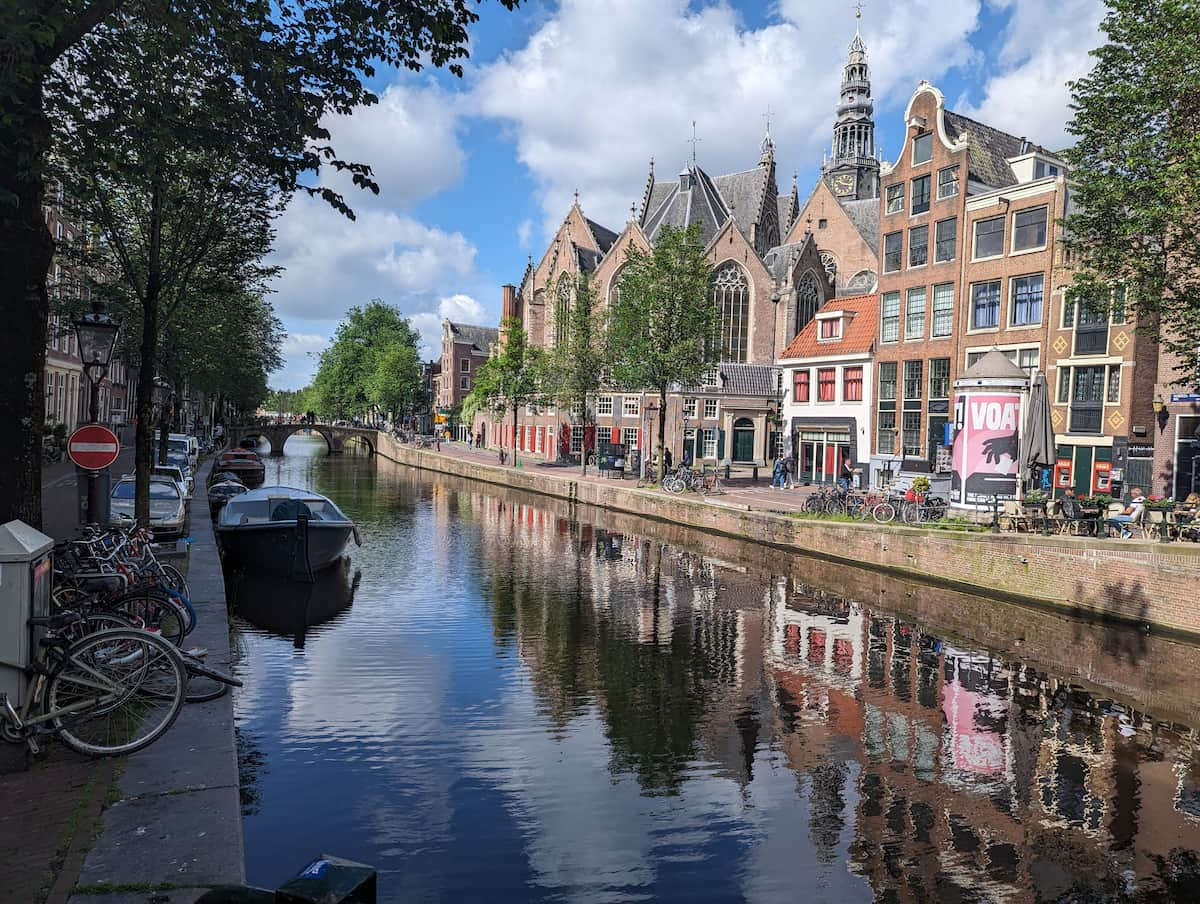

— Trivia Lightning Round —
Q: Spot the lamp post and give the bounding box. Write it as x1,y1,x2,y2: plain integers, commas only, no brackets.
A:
72,300,121,524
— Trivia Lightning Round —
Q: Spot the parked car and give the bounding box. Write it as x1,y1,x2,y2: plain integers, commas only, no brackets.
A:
151,464,194,499
155,431,199,471
109,477,186,538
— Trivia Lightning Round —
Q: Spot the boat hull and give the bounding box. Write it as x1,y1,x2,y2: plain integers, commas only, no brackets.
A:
216,522,352,575
220,463,265,487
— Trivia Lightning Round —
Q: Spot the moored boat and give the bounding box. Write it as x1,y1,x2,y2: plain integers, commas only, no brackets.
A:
216,486,361,576
213,449,265,487
208,480,248,518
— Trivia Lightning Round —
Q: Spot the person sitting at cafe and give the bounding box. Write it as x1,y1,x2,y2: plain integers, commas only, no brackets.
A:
1105,487,1146,540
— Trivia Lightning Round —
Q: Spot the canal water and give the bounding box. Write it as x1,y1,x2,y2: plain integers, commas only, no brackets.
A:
228,435,1200,902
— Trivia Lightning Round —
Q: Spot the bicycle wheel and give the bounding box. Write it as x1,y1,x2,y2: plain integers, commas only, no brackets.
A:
159,564,191,603
871,502,896,524
901,502,922,525
804,495,825,514
47,629,186,756
826,498,846,516
110,593,186,646
63,610,138,644
181,657,242,704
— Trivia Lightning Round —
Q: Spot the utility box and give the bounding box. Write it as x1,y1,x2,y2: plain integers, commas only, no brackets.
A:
276,854,376,903
0,520,54,708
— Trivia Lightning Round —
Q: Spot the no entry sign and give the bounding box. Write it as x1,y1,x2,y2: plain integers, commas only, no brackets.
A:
67,424,120,471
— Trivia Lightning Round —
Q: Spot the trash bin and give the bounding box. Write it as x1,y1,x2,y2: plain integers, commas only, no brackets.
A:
0,520,54,709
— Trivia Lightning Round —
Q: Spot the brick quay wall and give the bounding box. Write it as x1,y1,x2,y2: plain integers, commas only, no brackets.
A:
374,434,1200,641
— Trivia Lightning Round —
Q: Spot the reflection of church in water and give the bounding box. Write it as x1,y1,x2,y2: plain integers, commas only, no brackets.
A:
466,486,1200,900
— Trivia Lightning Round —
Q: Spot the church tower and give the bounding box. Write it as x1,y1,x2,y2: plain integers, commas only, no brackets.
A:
821,12,879,201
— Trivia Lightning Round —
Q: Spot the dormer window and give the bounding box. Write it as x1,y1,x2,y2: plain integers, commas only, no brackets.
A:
820,318,841,340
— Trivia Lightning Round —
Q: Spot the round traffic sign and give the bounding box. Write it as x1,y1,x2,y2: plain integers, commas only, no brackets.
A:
67,424,121,470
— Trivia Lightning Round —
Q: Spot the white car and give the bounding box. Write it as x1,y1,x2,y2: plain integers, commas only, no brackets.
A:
109,478,186,538
152,464,193,499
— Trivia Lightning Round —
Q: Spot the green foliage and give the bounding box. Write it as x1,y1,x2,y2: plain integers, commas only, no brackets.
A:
312,301,421,418
1064,0,1200,385
606,225,717,394
910,476,931,495
545,274,605,470
462,319,543,446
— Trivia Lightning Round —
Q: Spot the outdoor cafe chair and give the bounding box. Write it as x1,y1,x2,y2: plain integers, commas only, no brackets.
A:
1001,500,1030,532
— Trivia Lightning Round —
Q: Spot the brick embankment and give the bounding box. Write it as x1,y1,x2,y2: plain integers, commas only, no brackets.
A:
69,458,244,904
376,435,1200,640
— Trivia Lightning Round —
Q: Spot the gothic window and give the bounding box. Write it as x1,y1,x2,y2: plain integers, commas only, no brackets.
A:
711,263,750,363
819,252,838,283
554,278,572,347
848,269,877,292
795,270,822,334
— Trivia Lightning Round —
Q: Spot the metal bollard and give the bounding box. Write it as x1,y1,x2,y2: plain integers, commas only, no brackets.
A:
724,464,731,481
752,465,759,483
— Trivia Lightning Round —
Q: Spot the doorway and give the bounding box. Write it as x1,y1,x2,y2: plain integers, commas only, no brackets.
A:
732,418,756,462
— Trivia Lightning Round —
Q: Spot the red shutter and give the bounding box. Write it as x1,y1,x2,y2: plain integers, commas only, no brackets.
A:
637,429,642,450
612,426,619,444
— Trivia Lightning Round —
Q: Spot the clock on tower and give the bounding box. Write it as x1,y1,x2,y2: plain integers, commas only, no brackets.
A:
831,172,857,197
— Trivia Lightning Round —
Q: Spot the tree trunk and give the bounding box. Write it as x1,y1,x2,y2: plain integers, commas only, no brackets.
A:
135,169,165,525
657,387,668,485
511,404,519,466
0,78,55,528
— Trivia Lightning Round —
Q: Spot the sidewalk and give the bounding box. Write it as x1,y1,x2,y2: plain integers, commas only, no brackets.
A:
432,440,821,515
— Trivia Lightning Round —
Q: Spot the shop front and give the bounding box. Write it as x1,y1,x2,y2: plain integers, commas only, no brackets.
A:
789,417,860,486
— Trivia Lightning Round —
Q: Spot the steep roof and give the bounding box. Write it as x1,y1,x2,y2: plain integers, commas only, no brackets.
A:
711,166,769,227
448,322,498,354
942,110,1036,189
641,164,730,247
717,363,780,397
838,197,880,251
777,192,797,238
779,293,877,360
585,218,618,254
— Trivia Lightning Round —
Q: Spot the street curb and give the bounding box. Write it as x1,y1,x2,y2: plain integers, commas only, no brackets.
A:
69,458,243,903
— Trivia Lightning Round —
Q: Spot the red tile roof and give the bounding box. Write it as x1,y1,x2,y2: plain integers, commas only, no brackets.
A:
779,293,877,360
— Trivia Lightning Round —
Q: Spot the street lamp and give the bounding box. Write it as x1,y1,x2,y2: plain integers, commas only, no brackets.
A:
72,300,121,524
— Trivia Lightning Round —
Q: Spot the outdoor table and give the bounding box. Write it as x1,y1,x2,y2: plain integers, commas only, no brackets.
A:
1080,507,1103,537
1022,501,1052,536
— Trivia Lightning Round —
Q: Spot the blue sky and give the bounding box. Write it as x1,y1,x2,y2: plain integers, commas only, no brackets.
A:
267,0,1108,388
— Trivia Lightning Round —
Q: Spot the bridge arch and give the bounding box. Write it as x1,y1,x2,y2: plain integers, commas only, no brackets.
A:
229,423,376,457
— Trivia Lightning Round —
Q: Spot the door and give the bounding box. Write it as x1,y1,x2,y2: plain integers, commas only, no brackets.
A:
1073,445,1093,497
1069,367,1105,434
683,429,696,463
732,418,756,462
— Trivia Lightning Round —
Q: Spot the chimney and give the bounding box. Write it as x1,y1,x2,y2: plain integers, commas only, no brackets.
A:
501,284,518,321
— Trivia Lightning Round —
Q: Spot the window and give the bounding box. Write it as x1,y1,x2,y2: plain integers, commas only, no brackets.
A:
929,358,950,399
819,318,841,340
912,133,932,165
883,232,902,273
702,428,718,458
1010,274,1044,326
682,397,696,417
911,175,931,215
1111,286,1127,324
623,396,640,416
902,412,922,455
971,281,1001,329
597,396,613,416
461,359,471,372
1057,369,1070,404
1069,366,1106,433
909,225,928,267
934,218,956,262
1018,348,1040,378
881,292,900,342
818,368,836,402
1062,295,1076,328
878,411,896,453
905,288,926,339
818,218,828,229
622,427,638,450
878,361,897,401
1107,366,1121,403
702,368,719,387
555,279,572,347
460,375,469,390
844,366,863,402
903,360,923,399
931,284,954,337
793,370,810,402
712,263,750,362
886,183,904,215
974,216,1005,258
1012,206,1047,251
795,270,822,332
937,165,959,199
703,398,718,419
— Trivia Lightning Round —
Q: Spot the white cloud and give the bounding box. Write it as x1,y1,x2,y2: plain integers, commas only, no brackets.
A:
280,332,329,357
318,81,465,210
960,0,1105,149
410,293,489,357
516,218,533,249
471,0,982,234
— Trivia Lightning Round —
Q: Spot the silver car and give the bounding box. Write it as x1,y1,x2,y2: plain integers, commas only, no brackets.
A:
152,463,194,498
109,478,186,538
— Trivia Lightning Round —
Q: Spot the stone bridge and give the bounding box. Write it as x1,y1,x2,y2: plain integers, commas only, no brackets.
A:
229,423,377,456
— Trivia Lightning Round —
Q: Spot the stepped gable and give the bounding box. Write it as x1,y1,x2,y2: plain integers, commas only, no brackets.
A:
448,322,499,354
779,293,877,360
942,109,1047,189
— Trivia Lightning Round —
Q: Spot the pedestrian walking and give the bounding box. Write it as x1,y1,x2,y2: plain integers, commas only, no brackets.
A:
772,454,786,490
838,459,853,494
664,448,673,472
681,447,692,469
783,455,794,489
474,432,482,449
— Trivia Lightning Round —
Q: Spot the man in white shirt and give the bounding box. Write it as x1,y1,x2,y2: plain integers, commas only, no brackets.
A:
1106,487,1146,539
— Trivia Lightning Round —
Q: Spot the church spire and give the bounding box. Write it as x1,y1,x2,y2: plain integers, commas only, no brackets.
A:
821,8,879,201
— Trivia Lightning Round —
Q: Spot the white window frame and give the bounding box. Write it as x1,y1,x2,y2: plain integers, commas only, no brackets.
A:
972,216,1006,261
905,287,926,340
460,375,469,390
885,183,904,215
622,427,638,450
460,359,470,373
702,428,718,459
936,165,959,200
1010,205,1049,254
597,395,613,416
682,397,697,418
622,396,640,417
703,398,718,419
911,132,933,166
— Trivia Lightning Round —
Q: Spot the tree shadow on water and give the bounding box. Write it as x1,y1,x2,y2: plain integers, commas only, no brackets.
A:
1070,578,1150,666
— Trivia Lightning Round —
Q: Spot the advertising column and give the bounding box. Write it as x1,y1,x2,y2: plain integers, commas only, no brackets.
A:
949,352,1030,509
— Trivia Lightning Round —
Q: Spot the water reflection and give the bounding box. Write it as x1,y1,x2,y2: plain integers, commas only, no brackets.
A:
227,556,360,647
232,449,1200,902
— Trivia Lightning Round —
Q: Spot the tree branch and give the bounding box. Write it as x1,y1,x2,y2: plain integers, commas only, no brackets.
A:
47,0,122,64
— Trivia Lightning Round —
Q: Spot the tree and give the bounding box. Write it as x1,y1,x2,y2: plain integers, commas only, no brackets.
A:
545,273,606,474
312,301,420,419
463,318,543,463
1064,0,1200,385
367,338,422,422
606,224,717,481
0,0,518,527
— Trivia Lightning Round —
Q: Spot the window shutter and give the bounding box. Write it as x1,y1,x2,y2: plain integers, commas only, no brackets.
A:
637,429,642,450
717,429,726,461
612,426,620,444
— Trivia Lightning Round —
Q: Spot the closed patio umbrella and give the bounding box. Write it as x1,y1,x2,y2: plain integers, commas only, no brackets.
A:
1021,371,1056,493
